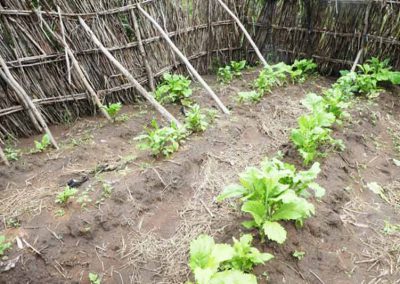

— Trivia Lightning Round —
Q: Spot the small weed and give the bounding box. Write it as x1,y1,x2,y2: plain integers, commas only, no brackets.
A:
293,250,305,260
55,186,78,205
382,221,400,235
33,134,51,153
236,91,262,104
115,113,129,123
77,190,93,209
6,217,20,228
0,236,11,256
102,183,113,198
4,146,20,161
89,273,101,284
103,103,122,121
55,209,65,217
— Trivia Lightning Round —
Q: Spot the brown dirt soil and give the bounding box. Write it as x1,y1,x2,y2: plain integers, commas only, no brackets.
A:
0,68,399,284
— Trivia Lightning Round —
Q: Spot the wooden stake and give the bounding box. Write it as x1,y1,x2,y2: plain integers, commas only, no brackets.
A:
216,0,268,67
79,17,182,126
130,6,155,91
137,4,230,115
36,9,112,121
0,56,59,149
0,145,10,166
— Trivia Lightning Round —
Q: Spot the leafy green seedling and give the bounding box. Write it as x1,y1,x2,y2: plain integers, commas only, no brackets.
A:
222,234,274,272
290,59,317,83
293,250,305,260
55,186,78,205
154,73,192,106
185,104,208,133
55,209,65,217
89,273,101,284
382,221,400,235
103,103,122,121
217,66,234,84
135,119,187,157
236,91,262,104
188,234,258,284
4,146,20,161
34,134,51,152
102,183,113,198
0,236,11,256
218,156,320,244
230,60,247,77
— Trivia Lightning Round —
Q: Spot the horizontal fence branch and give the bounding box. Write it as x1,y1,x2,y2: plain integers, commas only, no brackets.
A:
0,0,155,18
253,24,400,46
5,20,235,69
275,48,354,65
0,47,243,118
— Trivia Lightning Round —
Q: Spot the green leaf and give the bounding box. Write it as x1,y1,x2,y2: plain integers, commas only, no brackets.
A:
211,244,235,263
217,184,247,202
241,201,266,227
210,270,257,284
308,182,326,198
189,235,215,270
263,221,287,244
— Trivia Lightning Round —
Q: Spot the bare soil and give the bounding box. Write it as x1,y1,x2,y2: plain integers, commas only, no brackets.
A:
0,69,399,284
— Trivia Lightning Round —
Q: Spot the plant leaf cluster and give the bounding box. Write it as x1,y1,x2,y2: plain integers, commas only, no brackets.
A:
217,155,324,244
188,234,272,284
154,73,193,106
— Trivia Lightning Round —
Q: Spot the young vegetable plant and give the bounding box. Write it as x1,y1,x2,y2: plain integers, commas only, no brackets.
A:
4,146,20,161
103,103,122,121
254,63,291,95
89,273,101,284
154,73,193,106
293,250,305,260
185,104,209,133
0,235,11,256
34,134,51,152
222,234,274,272
188,234,269,284
290,59,317,83
236,91,262,104
291,93,344,165
55,186,78,205
217,66,234,84
135,119,187,157
230,60,247,77
218,157,320,244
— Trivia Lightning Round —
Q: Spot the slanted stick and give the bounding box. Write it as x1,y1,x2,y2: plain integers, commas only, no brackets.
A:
216,0,268,67
137,4,230,115
79,17,182,126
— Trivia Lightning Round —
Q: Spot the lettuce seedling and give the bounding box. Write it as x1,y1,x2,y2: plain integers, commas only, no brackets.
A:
290,59,317,83
218,158,317,244
230,60,247,77
185,105,209,133
188,234,266,284
217,66,234,84
154,73,193,105
135,119,187,157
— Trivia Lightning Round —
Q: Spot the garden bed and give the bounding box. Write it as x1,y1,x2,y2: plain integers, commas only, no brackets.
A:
0,68,399,283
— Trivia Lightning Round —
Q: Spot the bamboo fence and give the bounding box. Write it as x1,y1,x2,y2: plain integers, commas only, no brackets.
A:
0,0,254,139
252,0,400,74
0,0,399,140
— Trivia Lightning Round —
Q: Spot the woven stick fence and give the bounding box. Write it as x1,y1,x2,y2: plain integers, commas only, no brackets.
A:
0,0,259,140
252,0,400,74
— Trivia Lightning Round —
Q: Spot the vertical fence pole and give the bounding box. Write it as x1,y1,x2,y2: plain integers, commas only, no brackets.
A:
130,7,156,91
36,9,112,121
